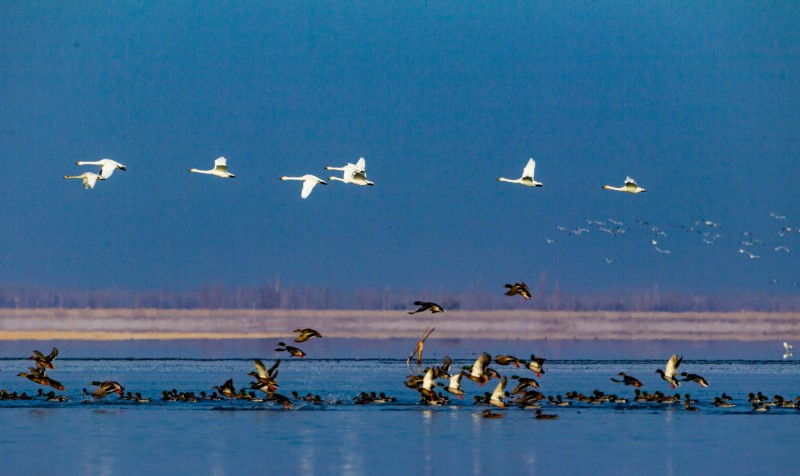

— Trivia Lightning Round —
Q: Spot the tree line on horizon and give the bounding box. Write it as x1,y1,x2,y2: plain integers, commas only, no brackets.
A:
0,281,797,312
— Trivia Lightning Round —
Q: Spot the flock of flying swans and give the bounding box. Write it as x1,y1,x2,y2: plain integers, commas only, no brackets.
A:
64,156,645,197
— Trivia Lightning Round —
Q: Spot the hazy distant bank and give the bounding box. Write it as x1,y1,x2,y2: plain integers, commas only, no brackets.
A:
0,309,797,341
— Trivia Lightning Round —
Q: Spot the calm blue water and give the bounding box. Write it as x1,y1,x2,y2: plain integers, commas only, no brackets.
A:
0,350,798,475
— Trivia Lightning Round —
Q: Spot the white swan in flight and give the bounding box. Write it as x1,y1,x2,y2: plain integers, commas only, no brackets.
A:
498,158,542,187
75,159,127,179
326,157,373,186
280,174,327,199
189,157,235,178
603,176,646,193
64,172,105,189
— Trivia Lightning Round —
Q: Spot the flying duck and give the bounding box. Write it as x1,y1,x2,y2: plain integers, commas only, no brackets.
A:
462,352,494,385
494,355,522,367
655,354,682,389
680,372,709,387
489,376,508,409
523,355,546,377
610,372,643,388
275,342,305,358
248,359,280,394
293,328,323,343
408,301,445,314
28,347,58,369
503,282,532,300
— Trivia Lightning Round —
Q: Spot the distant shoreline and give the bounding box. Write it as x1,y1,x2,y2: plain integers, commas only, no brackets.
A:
0,309,797,341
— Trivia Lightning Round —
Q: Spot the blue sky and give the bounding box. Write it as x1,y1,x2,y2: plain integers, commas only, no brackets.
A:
1,2,798,295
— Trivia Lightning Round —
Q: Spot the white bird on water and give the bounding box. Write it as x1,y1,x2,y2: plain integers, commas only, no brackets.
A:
280,175,327,199
498,158,542,187
189,157,235,178
75,159,127,179
326,157,373,186
64,172,105,189
783,342,793,360
603,176,646,194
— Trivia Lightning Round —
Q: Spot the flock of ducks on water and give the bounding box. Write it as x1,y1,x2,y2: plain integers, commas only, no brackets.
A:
5,340,797,418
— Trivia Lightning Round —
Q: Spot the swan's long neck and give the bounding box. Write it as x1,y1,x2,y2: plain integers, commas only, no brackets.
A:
603,185,625,191
76,161,101,166
189,168,214,174
329,176,348,183
280,176,303,181
498,177,521,184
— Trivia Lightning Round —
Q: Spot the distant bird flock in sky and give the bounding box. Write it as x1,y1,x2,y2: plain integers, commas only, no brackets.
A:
63,155,798,289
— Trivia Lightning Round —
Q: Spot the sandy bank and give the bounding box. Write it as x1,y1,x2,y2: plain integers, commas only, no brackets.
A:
0,309,797,341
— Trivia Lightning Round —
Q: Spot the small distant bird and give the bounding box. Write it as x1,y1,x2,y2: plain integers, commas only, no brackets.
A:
494,355,522,367
408,301,445,314
610,372,643,388
498,158,542,187
503,282,531,300
603,176,646,194
655,354,682,389
268,392,294,409
534,409,559,420
76,158,126,179
189,157,235,178
64,172,105,189
783,342,793,360
545,238,556,244
293,328,323,343
89,381,124,399
406,327,435,371
29,347,58,370
523,355,546,377
680,372,709,387
213,378,236,401
275,342,305,358
482,409,504,419
738,248,760,259
770,212,786,220
280,175,327,199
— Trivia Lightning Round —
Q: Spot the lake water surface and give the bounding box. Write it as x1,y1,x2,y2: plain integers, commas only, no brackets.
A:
0,341,798,475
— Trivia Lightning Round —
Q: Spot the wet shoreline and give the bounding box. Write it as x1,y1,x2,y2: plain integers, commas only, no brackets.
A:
0,309,798,341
